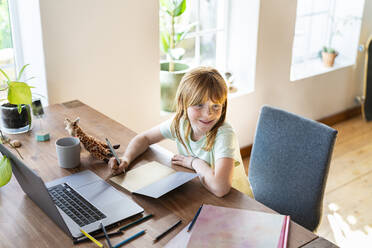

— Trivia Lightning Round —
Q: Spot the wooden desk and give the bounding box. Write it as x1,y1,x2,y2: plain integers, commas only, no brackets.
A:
0,100,337,248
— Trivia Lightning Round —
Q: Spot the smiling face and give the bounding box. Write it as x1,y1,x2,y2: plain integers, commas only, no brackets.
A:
187,99,223,140
172,66,228,150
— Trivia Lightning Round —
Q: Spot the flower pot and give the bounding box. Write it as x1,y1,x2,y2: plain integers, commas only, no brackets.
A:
160,62,189,112
322,52,338,67
0,103,32,134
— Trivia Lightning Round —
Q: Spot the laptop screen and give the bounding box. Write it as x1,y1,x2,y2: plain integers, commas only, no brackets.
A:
0,143,72,237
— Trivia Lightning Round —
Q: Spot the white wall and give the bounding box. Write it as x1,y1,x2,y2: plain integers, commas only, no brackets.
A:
39,0,372,149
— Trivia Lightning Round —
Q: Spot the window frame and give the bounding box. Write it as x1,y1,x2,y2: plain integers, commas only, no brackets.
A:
8,0,25,78
292,0,334,65
175,0,229,71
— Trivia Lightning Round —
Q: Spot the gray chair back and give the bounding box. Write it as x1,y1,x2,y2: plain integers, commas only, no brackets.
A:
248,106,337,231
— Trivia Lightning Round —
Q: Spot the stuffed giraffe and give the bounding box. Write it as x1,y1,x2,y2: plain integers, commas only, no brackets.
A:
64,117,120,163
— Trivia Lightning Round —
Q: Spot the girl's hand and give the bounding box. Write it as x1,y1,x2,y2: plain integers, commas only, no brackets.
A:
171,154,195,169
109,157,129,175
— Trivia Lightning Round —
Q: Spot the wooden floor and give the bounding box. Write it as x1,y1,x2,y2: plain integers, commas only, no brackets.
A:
243,115,372,247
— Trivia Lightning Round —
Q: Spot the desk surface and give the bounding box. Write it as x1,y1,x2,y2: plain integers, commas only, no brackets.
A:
0,100,337,248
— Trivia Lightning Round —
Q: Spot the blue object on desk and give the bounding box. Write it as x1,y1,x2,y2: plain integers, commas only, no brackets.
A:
188,204,203,232
119,214,153,231
113,230,146,248
36,132,50,142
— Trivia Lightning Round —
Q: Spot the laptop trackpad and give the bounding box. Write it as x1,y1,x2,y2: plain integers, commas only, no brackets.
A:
76,180,126,208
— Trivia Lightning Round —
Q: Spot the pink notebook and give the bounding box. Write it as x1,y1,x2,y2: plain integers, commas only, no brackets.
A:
180,205,290,248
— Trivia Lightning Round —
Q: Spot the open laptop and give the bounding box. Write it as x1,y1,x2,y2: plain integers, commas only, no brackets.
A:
0,143,143,239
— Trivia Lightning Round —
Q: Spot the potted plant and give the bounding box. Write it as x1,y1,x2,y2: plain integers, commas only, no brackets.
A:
320,15,360,68
159,0,195,112
0,64,34,134
321,46,338,67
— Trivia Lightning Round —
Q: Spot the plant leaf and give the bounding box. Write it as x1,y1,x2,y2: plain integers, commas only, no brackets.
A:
0,68,10,82
17,104,22,114
159,0,171,10
0,155,12,187
17,64,29,81
173,0,186,17
160,0,186,17
174,22,197,44
160,31,170,54
7,81,33,105
24,77,35,82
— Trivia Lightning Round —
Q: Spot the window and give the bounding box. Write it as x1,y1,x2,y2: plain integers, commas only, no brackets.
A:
159,0,259,99
291,0,365,81
0,0,48,106
0,0,16,81
160,0,227,69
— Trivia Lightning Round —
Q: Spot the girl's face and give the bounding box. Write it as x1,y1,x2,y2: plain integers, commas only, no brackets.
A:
187,99,223,140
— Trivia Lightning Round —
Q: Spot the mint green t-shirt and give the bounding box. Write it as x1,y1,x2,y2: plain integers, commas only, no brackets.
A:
159,118,251,195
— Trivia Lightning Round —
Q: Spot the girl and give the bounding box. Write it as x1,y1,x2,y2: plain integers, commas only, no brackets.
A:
109,66,250,197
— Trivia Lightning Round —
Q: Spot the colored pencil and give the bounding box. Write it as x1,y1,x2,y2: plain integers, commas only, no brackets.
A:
80,228,103,247
100,222,113,248
113,230,146,248
73,230,123,244
187,204,203,232
105,138,121,164
153,220,182,243
119,214,154,231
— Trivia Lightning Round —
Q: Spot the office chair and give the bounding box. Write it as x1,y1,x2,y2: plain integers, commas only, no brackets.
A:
248,106,337,231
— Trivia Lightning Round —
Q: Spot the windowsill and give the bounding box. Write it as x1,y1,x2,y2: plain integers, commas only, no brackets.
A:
228,85,254,99
290,56,355,82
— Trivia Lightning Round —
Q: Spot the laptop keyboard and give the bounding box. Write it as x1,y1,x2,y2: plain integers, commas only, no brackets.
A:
48,183,106,227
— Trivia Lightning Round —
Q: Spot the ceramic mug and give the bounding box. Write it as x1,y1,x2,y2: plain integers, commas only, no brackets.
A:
55,137,81,168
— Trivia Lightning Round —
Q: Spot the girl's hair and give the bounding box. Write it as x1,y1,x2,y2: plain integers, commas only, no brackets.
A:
171,66,228,152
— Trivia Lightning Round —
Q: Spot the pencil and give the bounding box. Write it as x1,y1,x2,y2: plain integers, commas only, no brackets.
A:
153,220,182,243
113,230,146,248
100,222,113,248
73,230,123,244
80,228,103,247
119,214,154,231
105,138,121,164
187,204,203,232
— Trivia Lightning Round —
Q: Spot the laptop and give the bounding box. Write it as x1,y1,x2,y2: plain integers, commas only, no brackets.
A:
0,143,144,239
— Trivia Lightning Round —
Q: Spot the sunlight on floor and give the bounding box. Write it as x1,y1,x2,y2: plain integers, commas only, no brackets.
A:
327,203,372,247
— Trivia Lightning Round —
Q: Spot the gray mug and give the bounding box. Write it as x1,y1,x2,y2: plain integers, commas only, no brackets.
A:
55,137,81,168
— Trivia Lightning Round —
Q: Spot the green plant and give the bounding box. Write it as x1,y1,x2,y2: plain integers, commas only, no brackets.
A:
0,152,11,187
0,130,24,188
322,46,337,54
0,64,34,187
0,64,34,113
159,0,195,72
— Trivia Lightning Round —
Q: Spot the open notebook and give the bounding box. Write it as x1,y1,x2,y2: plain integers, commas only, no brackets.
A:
165,204,290,248
110,161,197,198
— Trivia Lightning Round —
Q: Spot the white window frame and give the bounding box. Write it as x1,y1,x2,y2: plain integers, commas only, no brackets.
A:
291,0,365,81
183,0,228,72
292,1,333,65
7,0,24,79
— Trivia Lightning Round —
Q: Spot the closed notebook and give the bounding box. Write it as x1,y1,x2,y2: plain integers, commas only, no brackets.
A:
186,204,290,248
110,161,197,198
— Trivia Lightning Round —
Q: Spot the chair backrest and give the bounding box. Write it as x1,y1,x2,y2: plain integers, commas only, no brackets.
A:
248,106,337,231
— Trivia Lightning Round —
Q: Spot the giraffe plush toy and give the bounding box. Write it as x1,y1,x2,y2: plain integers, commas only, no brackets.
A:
64,117,120,163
